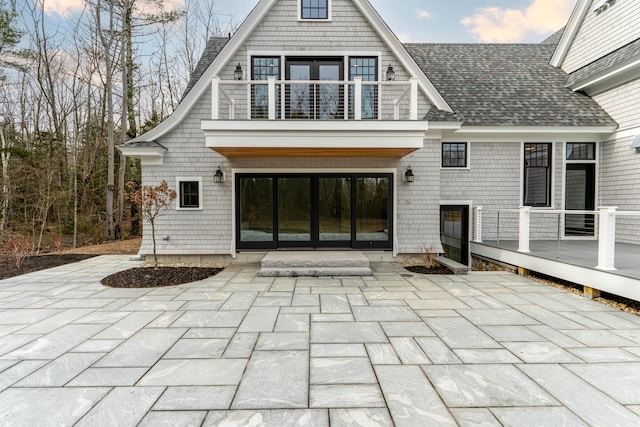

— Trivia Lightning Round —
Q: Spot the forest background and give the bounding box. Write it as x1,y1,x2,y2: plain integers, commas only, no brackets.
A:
0,0,236,253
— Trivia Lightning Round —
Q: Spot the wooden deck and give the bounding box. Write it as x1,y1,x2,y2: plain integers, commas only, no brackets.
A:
471,240,640,302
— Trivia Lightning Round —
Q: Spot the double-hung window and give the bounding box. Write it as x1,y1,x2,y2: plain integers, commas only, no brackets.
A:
442,143,467,168
301,0,329,20
523,143,552,207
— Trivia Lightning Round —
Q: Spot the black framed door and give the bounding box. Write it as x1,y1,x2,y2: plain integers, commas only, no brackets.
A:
440,205,469,265
565,164,596,236
236,173,392,250
286,58,344,119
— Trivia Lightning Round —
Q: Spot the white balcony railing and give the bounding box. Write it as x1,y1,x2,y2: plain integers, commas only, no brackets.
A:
211,76,420,121
473,206,640,271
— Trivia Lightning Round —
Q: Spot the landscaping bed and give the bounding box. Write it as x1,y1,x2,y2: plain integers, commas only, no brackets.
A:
101,266,223,288
0,254,97,280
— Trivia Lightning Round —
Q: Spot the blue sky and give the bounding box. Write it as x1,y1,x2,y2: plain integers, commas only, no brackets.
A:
40,0,577,44
212,0,578,43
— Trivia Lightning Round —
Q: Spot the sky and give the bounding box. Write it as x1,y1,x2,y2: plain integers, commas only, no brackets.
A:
38,0,578,44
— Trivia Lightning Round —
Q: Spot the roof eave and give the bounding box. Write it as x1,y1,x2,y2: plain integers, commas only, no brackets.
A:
569,57,640,95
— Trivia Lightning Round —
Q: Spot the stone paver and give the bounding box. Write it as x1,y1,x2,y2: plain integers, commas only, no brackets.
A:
0,255,640,425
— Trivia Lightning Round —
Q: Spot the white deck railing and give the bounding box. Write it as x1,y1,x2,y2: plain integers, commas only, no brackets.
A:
211,76,420,121
473,206,640,271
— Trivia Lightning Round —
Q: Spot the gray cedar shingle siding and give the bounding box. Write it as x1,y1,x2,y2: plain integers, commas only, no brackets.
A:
404,43,616,127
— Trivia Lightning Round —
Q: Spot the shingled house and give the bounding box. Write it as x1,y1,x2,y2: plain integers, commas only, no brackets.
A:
121,0,637,270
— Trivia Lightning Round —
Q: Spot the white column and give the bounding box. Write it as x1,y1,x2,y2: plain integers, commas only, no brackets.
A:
410,78,419,120
354,77,362,121
211,77,220,120
267,76,276,120
473,206,483,243
518,206,531,253
596,206,617,270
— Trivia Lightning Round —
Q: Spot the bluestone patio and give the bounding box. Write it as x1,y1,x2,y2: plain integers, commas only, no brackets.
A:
1,256,640,426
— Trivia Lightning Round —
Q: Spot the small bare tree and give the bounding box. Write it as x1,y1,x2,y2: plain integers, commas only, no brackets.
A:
126,180,176,268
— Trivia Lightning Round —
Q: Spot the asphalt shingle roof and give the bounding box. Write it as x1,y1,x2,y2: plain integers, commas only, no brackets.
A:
567,38,640,86
179,35,616,129
181,37,230,101
405,43,617,127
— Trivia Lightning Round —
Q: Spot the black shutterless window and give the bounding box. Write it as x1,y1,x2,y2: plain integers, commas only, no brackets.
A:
442,143,467,168
524,143,552,207
179,181,200,209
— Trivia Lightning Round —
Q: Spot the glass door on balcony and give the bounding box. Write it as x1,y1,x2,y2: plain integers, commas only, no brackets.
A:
286,59,343,119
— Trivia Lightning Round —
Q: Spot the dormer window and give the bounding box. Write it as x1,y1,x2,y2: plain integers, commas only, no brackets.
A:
300,0,330,20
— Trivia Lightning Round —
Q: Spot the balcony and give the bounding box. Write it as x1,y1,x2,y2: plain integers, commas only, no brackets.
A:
203,76,427,158
210,76,420,121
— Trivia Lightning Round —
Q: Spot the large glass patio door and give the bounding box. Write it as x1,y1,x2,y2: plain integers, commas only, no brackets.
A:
236,174,392,250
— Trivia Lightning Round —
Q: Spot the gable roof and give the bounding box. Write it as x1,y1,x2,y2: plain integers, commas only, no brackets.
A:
405,43,617,127
129,0,452,144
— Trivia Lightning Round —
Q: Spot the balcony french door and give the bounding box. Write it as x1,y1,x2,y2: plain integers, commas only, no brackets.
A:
236,173,392,250
286,59,343,119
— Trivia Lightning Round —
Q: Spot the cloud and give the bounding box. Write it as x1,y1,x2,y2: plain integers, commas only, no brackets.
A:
40,0,185,17
416,9,432,20
41,0,84,16
461,0,575,43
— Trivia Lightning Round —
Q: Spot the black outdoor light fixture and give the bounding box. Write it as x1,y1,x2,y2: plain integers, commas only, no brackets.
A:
386,64,395,81
234,63,243,80
404,166,415,183
214,167,224,183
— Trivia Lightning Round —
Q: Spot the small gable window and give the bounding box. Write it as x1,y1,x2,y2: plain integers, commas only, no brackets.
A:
301,0,329,20
177,177,202,210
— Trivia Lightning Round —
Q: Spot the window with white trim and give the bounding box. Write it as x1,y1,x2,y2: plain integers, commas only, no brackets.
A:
442,142,467,168
300,0,329,20
176,177,203,210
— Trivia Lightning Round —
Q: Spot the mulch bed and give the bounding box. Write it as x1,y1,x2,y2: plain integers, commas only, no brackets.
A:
0,254,97,280
404,265,451,275
101,267,223,288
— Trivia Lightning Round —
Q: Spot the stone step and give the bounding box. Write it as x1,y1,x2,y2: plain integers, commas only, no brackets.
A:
259,251,372,277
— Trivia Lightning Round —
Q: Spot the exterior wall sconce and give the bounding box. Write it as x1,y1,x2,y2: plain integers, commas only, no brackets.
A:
234,63,243,80
386,64,395,81
214,167,224,183
404,166,415,182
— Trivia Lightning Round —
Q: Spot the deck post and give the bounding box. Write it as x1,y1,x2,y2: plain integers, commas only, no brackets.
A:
354,77,362,121
410,78,419,120
518,206,531,253
211,77,220,120
596,206,617,271
473,206,483,242
268,76,276,120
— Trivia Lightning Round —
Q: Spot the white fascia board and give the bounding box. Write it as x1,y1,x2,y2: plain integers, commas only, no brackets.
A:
550,0,591,68
427,121,463,130
129,0,278,144
448,125,617,142
570,57,640,95
202,120,427,149
202,119,428,133
352,0,453,112
206,136,424,149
